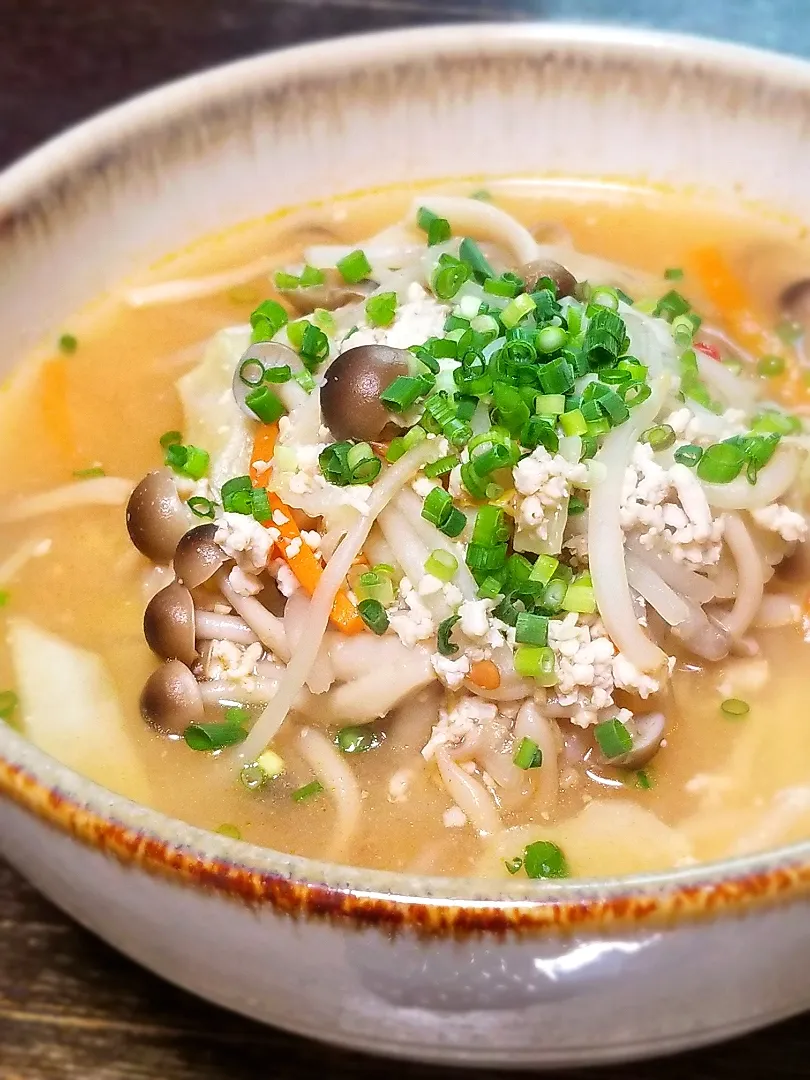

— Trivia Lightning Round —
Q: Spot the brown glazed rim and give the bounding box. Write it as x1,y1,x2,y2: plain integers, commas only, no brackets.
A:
4,24,810,936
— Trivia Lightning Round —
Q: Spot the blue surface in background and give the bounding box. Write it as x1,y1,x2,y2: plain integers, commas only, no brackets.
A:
535,0,808,57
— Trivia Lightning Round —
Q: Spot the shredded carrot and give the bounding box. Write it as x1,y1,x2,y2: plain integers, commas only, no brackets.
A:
249,423,279,487
468,659,501,690
690,246,783,359
250,424,364,635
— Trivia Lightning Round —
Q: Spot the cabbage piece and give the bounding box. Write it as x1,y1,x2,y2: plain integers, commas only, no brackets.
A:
8,618,152,804
176,326,253,495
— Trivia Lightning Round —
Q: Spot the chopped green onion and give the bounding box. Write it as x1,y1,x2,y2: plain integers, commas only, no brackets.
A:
505,857,524,875
437,615,461,657
239,763,267,791
295,369,316,394
623,382,652,408
535,394,566,415
251,488,272,523
0,690,18,719
358,599,389,635
642,424,676,452
250,299,288,342
514,645,557,686
664,267,684,280
721,697,750,718
515,612,549,647
72,466,105,479
636,769,654,790
529,554,559,586
472,505,510,546
459,237,495,281
336,249,372,284
183,720,247,752
562,575,596,614
355,570,395,606
432,259,471,301
159,430,182,449
58,333,78,354
238,358,265,386
366,291,398,328
595,717,633,759
188,496,216,519
500,293,536,329
466,542,508,572
568,497,586,515
164,443,210,481
256,749,285,779
381,375,427,412
653,290,691,322
245,385,287,424
696,442,745,484
756,354,786,377
560,409,587,437
216,823,243,840
416,206,452,246
513,736,543,770
0,591,10,608
292,780,324,803
751,410,802,436
484,274,522,298
674,444,703,468
264,365,292,383
425,549,458,582
523,840,568,879
422,486,466,537
589,286,620,310
346,442,381,484
337,726,383,754
424,455,457,479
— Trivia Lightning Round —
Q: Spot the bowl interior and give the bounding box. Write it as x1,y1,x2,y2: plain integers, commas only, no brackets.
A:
4,22,810,899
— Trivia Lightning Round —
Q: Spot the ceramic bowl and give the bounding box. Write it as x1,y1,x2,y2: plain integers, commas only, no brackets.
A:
3,23,810,1068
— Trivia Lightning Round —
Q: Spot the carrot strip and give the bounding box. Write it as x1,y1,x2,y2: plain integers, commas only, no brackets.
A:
690,246,783,359
468,659,501,690
250,424,364,635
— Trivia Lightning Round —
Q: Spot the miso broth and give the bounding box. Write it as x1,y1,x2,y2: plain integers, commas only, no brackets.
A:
3,178,810,880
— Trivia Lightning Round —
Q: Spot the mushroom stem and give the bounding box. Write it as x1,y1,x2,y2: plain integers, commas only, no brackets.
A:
194,610,259,645
217,571,291,661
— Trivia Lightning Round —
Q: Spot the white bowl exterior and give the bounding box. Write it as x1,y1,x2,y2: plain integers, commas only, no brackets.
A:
3,791,810,1066
4,23,810,1065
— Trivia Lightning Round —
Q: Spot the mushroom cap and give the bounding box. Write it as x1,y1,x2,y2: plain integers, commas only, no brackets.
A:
599,711,666,769
126,469,190,563
519,258,577,299
143,581,197,666
140,659,204,734
278,268,375,315
321,344,411,441
173,523,228,589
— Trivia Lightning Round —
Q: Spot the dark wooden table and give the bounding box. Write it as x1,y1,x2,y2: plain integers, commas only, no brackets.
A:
3,1,810,1076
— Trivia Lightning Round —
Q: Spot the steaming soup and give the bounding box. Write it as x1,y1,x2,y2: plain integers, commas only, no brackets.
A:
4,179,810,880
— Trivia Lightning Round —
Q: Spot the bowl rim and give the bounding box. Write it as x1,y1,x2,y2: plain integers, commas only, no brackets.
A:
4,20,810,933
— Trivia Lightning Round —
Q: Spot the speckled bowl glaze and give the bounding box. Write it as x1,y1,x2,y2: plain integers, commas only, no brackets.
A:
4,23,810,1067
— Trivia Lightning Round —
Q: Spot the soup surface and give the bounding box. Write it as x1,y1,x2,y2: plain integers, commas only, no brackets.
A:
4,178,810,880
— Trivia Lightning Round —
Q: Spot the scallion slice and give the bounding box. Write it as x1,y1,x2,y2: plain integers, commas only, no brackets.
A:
336,726,382,753
513,736,543,770
594,717,633,758
188,496,216,519
336,249,372,284
721,697,750,718
523,840,568,879
358,599,389,635
366,291,398,328
424,549,458,582
292,780,324,803
437,615,461,657
416,207,452,246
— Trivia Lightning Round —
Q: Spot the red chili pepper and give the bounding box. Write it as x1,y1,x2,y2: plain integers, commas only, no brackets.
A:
694,341,721,362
